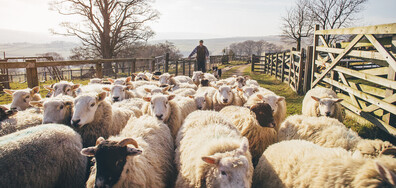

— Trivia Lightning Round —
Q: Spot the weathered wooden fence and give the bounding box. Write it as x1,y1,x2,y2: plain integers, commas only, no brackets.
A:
252,23,396,137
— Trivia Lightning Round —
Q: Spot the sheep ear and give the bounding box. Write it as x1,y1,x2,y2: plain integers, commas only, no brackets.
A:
204,92,208,97
334,98,343,103
126,85,133,90
237,88,243,92
253,87,259,92
375,162,396,186
44,85,54,91
97,92,107,102
311,96,321,102
31,86,40,95
144,88,152,93
202,156,219,165
3,89,15,95
71,84,80,90
81,147,96,157
96,137,105,145
212,86,219,90
153,75,159,79
168,95,176,101
125,77,132,82
239,137,249,154
188,95,194,99
107,78,114,83
103,87,111,92
277,96,285,102
163,86,170,92
380,148,396,157
257,94,264,100
170,74,175,78
30,100,44,108
132,73,137,77
143,97,151,102
126,146,142,156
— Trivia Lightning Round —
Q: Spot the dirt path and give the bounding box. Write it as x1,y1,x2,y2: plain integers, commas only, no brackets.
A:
221,64,249,77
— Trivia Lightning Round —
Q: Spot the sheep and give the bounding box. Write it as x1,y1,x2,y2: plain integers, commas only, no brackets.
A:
220,104,277,166
246,79,259,87
76,84,109,95
156,73,194,85
142,94,196,139
44,81,80,97
133,72,150,81
112,98,144,118
212,85,244,111
71,92,133,147
29,95,74,125
302,87,344,122
0,106,16,121
253,140,396,188
200,78,210,87
277,115,395,158
0,107,43,136
82,115,174,188
244,92,286,131
189,87,217,110
103,85,136,102
143,85,171,96
172,82,198,91
89,78,103,84
0,124,87,188
192,71,217,86
237,86,259,104
172,88,196,97
175,110,254,188
235,76,248,88
133,80,160,88
4,86,41,111
107,76,133,86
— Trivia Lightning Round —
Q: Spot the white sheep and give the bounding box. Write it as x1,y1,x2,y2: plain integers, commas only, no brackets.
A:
0,107,42,136
111,98,144,118
0,124,87,188
235,76,248,88
89,78,103,84
103,85,136,102
175,110,254,188
143,85,171,96
212,85,244,111
172,88,196,97
244,92,286,131
253,140,396,188
82,115,174,188
30,95,74,125
76,84,110,95
172,82,198,91
237,86,259,104
4,86,41,111
71,92,134,147
142,94,196,139
133,72,150,81
192,71,217,86
246,79,259,87
44,81,80,97
107,76,133,86
277,115,395,157
220,104,277,166
133,80,160,88
156,73,194,85
189,87,217,110
302,87,344,122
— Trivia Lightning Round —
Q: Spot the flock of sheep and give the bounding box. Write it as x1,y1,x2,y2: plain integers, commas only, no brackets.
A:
0,70,395,188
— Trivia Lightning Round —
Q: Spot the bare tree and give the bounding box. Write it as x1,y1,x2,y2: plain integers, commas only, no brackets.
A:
50,0,159,75
37,52,65,61
281,0,313,50
242,40,256,56
307,0,368,43
254,40,269,56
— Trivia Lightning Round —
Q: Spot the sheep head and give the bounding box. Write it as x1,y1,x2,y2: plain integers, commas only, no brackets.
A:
103,85,133,102
0,106,16,121
31,96,74,125
311,96,343,117
4,86,40,111
143,94,175,121
189,92,208,110
215,86,234,105
250,103,276,128
257,94,285,114
71,92,107,128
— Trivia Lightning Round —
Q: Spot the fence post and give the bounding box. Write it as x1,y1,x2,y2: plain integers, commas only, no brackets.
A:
150,59,155,72
275,53,279,79
175,61,179,75
269,54,273,76
183,60,186,75
26,59,38,88
131,59,136,73
281,52,286,82
188,60,192,77
303,46,314,94
165,53,169,73
95,63,103,78
251,54,255,72
311,25,320,89
289,52,293,86
297,48,305,94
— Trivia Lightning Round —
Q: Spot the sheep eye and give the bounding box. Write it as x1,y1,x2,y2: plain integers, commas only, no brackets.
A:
25,96,30,99
59,105,64,110
221,171,227,176
66,89,70,92
90,103,95,107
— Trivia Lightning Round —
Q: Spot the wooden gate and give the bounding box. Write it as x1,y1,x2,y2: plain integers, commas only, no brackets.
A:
311,23,396,136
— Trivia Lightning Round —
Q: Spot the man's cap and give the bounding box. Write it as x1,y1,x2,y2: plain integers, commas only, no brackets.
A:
199,40,204,43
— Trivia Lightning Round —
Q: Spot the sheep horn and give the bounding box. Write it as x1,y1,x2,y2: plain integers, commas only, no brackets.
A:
119,138,139,148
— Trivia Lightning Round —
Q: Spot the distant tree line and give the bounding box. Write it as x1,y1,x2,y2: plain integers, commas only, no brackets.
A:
227,40,283,56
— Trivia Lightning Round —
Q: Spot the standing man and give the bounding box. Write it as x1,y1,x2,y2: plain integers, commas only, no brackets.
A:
188,40,209,72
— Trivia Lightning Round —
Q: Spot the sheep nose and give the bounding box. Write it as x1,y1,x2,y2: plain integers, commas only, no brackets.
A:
325,112,331,117
156,114,163,119
113,97,119,102
197,106,202,110
223,99,228,103
10,107,17,111
71,119,81,127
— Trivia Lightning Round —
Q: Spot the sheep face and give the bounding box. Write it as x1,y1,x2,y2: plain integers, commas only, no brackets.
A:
202,138,251,188
4,87,40,111
108,77,132,85
257,94,285,114
250,103,276,128
144,86,170,96
235,76,247,88
190,93,207,110
158,73,172,85
46,81,80,97
311,96,343,117
32,98,73,124
104,85,132,102
71,92,107,127
134,73,149,81
0,106,16,121
143,94,175,121
216,86,234,105
239,86,258,101
81,137,142,188
192,71,204,84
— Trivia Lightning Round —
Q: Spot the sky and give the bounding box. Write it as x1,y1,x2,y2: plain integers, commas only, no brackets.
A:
0,0,395,42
